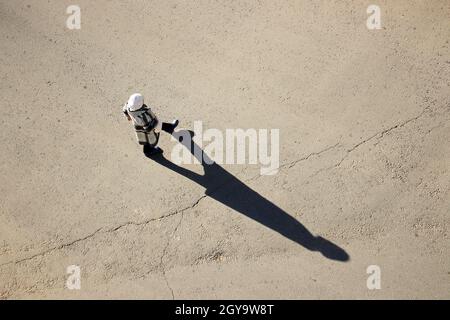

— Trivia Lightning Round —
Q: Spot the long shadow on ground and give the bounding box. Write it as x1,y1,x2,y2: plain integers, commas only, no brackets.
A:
146,130,349,262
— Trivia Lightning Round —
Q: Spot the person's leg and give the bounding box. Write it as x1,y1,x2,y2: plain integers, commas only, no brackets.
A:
161,119,179,134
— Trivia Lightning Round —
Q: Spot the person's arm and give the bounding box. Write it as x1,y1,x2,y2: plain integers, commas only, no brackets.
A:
123,104,132,121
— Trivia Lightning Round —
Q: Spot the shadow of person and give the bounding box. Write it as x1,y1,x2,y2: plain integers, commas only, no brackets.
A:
146,130,349,262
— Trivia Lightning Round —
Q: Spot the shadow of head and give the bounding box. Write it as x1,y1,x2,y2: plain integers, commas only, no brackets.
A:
148,130,349,262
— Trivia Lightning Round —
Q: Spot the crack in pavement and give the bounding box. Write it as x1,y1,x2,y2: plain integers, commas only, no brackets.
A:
0,228,103,268
308,105,434,178
285,143,340,169
159,211,184,300
245,142,341,180
0,105,437,270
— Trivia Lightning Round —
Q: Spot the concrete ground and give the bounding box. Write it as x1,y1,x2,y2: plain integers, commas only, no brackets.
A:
0,0,449,299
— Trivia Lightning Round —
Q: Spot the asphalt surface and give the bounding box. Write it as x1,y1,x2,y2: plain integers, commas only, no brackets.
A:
0,0,449,298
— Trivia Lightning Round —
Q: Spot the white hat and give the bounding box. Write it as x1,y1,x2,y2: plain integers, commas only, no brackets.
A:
127,93,144,111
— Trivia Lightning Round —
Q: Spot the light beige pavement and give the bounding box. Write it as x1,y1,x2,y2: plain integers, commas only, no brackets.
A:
0,0,449,299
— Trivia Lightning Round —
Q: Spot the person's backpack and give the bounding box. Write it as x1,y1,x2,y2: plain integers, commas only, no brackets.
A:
129,105,158,130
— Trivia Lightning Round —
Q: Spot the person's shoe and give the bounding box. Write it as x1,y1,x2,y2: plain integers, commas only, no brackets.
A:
144,145,163,157
168,119,179,134
162,119,179,134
